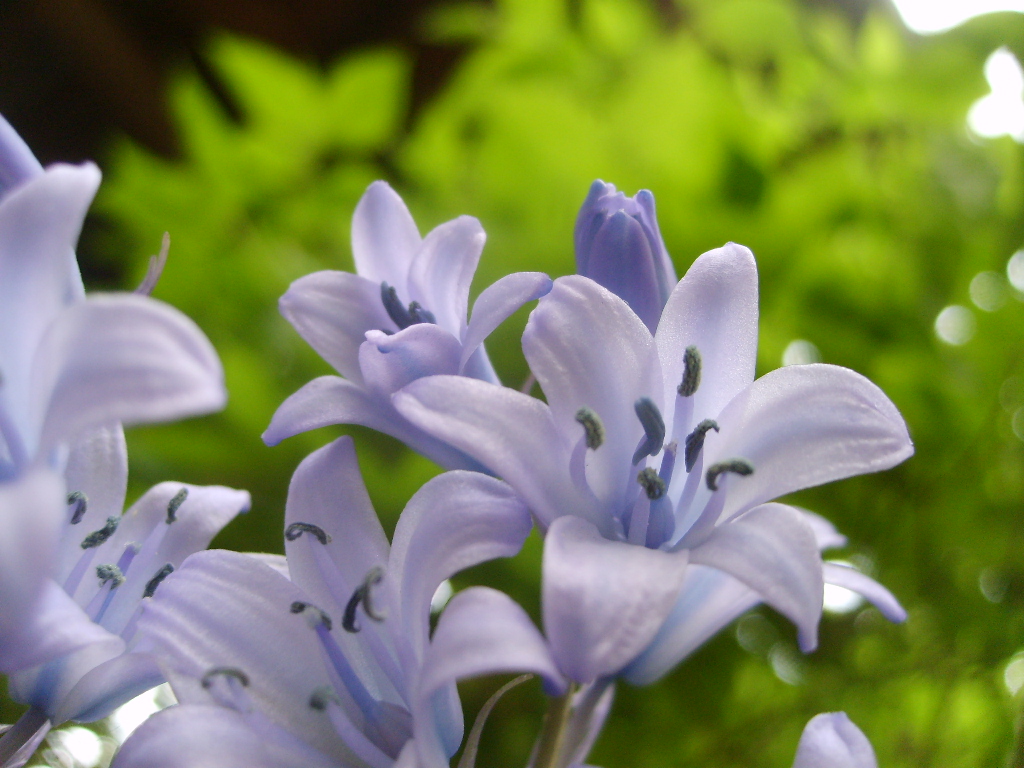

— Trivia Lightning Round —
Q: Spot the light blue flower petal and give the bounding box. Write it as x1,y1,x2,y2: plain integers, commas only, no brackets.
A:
360,325,461,397
0,113,43,197
394,376,589,530
622,565,759,686
407,215,485,336
460,271,552,376
351,181,421,295
389,471,531,660
0,163,96,447
822,562,907,623
111,704,333,768
792,713,878,768
53,651,163,723
542,517,689,683
415,587,566,768
33,295,225,456
655,242,758,439
278,270,392,384
523,276,662,509
689,503,823,653
702,364,914,523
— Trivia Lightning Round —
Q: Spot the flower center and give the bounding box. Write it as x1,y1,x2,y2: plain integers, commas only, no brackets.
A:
381,282,435,330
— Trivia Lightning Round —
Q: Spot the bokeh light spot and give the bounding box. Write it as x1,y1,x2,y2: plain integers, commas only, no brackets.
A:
969,271,1007,311
782,339,821,366
935,305,975,345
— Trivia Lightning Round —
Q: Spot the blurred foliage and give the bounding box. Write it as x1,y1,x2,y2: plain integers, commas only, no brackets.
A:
9,0,1024,765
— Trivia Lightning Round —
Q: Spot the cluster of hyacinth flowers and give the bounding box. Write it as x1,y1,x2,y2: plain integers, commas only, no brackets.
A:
0,111,913,768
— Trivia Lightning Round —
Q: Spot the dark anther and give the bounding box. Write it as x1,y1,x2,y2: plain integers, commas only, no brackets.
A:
291,601,333,630
166,488,188,524
343,566,386,633
637,467,666,500
678,346,702,397
381,283,436,330
309,686,340,711
574,407,605,450
706,459,755,491
632,397,666,465
285,522,332,545
96,563,125,588
67,491,88,525
81,517,119,549
143,564,175,598
684,419,720,473
201,667,250,689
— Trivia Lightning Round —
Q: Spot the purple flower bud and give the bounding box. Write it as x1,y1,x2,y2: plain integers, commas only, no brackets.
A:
573,180,677,331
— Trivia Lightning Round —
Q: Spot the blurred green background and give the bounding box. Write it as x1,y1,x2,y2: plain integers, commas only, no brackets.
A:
6,0,1024,765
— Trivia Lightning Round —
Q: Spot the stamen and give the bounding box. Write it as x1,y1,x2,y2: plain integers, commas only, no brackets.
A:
574,407,605,450
285,522,332,545
706,459,754,491
96,564,125,588
637,467,666,500
143,563,174,598
407,301,436,324
343,566,386,633
135,232,170,295
67,491,88,525
684,419,719,472
381,282,414,329
678,346,701,397
201,667,250,689
632,397,665,465
81,517,119,549
309,686,340,711
166,488,188,524
291,601,333,630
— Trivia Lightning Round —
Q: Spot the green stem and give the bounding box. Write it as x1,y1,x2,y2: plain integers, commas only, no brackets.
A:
533,685,577,768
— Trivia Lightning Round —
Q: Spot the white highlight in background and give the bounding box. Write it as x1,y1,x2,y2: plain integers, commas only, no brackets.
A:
968,49,1024,142
782,339,821,367
892,0,1024,34
107,684,176,743
934,305,975,345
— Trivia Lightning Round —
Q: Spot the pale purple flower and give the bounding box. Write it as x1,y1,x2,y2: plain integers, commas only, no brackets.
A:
263,181,552,469
394,244,913,681
111,435,533,768
792,713,878,768
574,180,676,333
0,114,246,764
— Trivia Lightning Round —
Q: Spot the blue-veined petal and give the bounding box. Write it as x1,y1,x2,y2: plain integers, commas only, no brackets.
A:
542,517,688,683
655,243,758,437
688,503,823,653
32,294,224,456
792,712,878,768
351,181,421,295
278,271,392,384
702,364,913,523
406,216,485,337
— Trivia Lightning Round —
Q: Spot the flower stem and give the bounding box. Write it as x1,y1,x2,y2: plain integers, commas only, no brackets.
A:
533,686,576,768
0,706,50,768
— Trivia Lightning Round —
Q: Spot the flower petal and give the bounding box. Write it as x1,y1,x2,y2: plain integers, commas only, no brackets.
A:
360,325,461,398
523,276,661,467
53,651,163,723
655,243,758,436
703,364,913,522
622,565,759,686
460,271,552,376
34,294,225,455
136,550,353,766
351,181,421,293
543,517,689,682
407,216,485,336
57,423,129,583
264,376,480,471
111,704,334,768
689,503,823,652
390,472,531,659
823,562,907,623
284,436,388,619
0,163,95,443
394,376,590,530
0,114,43,197
415,587,566,768
792,712,878,768
278,271,392,383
